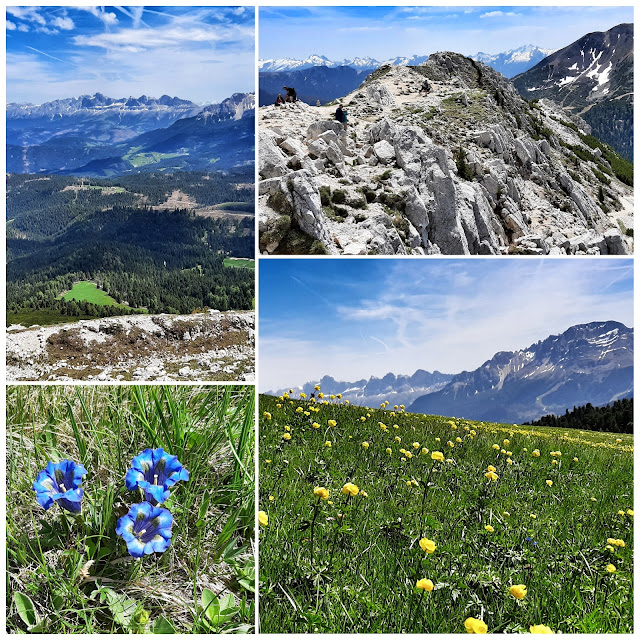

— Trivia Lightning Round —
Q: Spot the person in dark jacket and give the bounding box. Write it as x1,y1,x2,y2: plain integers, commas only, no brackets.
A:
283,86,297,102
275,94,285,106
335,104,348,129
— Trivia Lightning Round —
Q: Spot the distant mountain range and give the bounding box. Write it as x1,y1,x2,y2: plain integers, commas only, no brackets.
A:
7,92,255,176
271,322,633,423
513,23,633,160
259,46,555,106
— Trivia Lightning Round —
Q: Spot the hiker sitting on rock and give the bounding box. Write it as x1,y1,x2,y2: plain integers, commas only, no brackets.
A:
274,94,285,106
335,104,348,129
283,86,297,102
421,79,431,95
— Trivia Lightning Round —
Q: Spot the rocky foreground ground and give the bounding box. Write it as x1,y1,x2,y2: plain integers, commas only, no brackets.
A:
7,311,254,382
260,52,633,255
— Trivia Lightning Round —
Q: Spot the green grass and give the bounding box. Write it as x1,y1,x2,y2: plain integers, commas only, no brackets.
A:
124,152,185,168
258,394,633,634
59,282,122,306
224,258,255,270
7,385,255,633
7,309,96,328
215,202,255,213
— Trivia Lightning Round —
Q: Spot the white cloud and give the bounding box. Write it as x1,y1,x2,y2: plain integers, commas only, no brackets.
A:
6,20,16,30
52,16,75,31
6,7,46,25
79,6,118,25
18,24,30,33
480,11,519,19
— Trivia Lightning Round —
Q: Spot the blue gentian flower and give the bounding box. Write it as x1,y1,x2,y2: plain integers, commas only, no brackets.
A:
125,448,189,505
32,459,87,514
116,502,173,557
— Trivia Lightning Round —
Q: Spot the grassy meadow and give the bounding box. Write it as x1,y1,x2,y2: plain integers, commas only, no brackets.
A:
258,391,633,634
60,281,128,307
7,385,255,633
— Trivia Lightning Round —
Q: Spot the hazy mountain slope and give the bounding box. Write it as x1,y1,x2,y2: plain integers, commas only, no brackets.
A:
472,45,555,78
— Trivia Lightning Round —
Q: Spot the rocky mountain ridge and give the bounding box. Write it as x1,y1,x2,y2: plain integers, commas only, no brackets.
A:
408,321,633,423
7,311,255,382
259,52,633,256
268,369,454,408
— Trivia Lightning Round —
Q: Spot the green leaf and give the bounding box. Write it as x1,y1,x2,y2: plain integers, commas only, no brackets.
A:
201,588,219,620
201,590,239,626
150,616,177,634
423,515,443,530
13,592,39,628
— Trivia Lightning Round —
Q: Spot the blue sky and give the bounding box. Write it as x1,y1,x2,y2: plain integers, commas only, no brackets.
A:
259,258,634,391
260,6,633,61
6,6,254,104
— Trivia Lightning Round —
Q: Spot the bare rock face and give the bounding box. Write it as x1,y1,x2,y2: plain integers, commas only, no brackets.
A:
6,312,255,382
259,52,633,255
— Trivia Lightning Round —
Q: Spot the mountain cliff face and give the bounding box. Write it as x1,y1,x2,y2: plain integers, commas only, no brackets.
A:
7,93,255,176
269,370,453,408
408,321,633,423
259,52,633,256
513,24,633,160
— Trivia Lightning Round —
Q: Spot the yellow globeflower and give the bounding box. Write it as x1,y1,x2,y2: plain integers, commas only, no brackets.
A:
606,564,616,573
500,449,506,454
360,417,366,422
487,465,497,473
447,441,455,448
318,392,324,399
284,425,291,431
328,419,337,427
341,482,359,496
283,433,292,440
337,394,342,399
530,514,537,519
507,458,513,465
314,487,329,500
503,439,510,446
422,448,429,455
546,480,553,487
431,451,445,462
269,495,274,501
506,451,512,456
300,393,307,399
485,525,494,533
413,442,420,449
325,441,332,448
493,444,500,450
419,538,437,554
465,618,488,634
395,436,402,443
627,509,634,516
616,438,622,443
276,403,282,409
386,448,392,455
312,422,320,429
552,460,558,465
330,394,335,399
456,437,462,443
485,471,498,481
532,449,541,457
605,544,614,552
503,511,510,517
362,442,370,449
263,412,272,420
295,407,303,413
314,385,320,391
573,457,578,462
360,490,368,498
607,538,625,547
258,511,268,526
435,437,441,442
530,625,554,634
509,584,527,600
416,578,434,592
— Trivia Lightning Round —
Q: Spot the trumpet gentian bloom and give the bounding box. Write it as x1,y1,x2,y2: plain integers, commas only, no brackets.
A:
116,502,173,557
32,459,87,514
125,448,189,505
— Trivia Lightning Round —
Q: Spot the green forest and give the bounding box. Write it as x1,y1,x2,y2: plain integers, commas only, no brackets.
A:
6,170,255,325
524,398,633,434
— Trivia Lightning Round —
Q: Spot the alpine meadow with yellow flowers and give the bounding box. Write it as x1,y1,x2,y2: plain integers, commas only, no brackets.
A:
258,389,633,633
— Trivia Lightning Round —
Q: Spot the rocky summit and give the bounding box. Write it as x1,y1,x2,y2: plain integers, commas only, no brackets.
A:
259,52,633,256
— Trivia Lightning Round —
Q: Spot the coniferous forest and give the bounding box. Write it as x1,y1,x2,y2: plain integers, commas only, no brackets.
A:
524,398,633,434
6,170,255,323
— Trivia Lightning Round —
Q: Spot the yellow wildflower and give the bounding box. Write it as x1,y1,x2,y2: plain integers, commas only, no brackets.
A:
487,465,497,472
386,448,392,455
493,444,500,450
485,525,494,532
283,433,292,441
546,480,553,487
325,441,331,447
627,509,634,516
419,538,437,554
362,442,370,449
606,564,616,573
509,584,527,600
312,422,320,429
341,482,359,496
485,471,498,481
422,448,429,455
431,451,445,462
258,511,268,526
327,420,337,427
300,393,307,399
532,449,541,457
416,578,434,591
413,442,420,449
314,487,329,500
530,625,554,634
263,412,272,420
465,618,488,634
